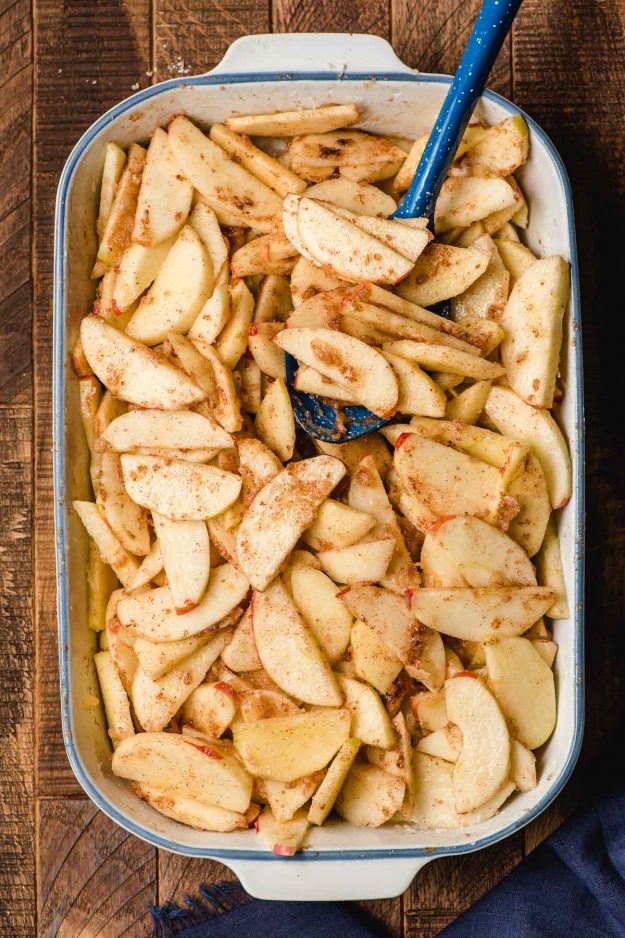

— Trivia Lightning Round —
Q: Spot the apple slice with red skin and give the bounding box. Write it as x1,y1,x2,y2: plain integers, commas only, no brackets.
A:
256,807,310,856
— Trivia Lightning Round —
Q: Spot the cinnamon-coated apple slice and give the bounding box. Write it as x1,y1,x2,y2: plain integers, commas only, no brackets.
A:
220,608,261,672
73,500,139,588
133,631,215,680
289,565,352,664
307,738,361,825
335,674,395,749
411,752,463,829
235,689,300,723
256,773,323,824
254,377,295,462
335,763,405,828
235,455,346,591
151,513,210,613
232,708,351,782
305,177,396,217
97,143,146,266
181,681,239,738
256,806,310,856
111,236,175,311
445,674,511,813
97,450,151,556
396,243,490,307
317,538,395,585
350,619,402,695
112,731,252,813
303,499,376,551
251,579,342,706
94,650,135,748
132,127,193,246
80,316,204,410
135,783,254,832
225,103,360,137
103,408,234,453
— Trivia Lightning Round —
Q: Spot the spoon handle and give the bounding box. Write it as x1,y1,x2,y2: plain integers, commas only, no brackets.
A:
393,0,523,221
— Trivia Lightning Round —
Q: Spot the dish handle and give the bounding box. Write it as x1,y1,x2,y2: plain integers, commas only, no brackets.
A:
219,855,433,901
206,33,416,77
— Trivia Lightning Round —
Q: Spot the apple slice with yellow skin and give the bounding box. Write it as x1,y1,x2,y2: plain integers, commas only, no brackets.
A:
94,650,135,748
411,752,463,829
97,451,150,556
80,316,204,410
168,116,282,232
251,579,342,706
225,103,360,137
535,517,568,619
396,243,489,307
103,409,233,453
254,377,295,462
416,725,463,763
506,452,552,558
483,385,572,509
215,279,255,369
335,763,405,828
220,608,261,672
126,226,213,345
510,739,537,791
318,538,395,585
382,340,505,381
235,455,346,591
97,143,146,266
209,122,306,198
289,565,352,663
233,708,351,783
406,587,554,642
289,131,405,183
73,501,140,588
485,637,556,750
97,141,126,237
189,203,229,284
394,434,519,530
303,499,376,551
117,562,249,642
112,731,252,813
132,633,230,732
236,689,300,723
120,454,241,522
135,783,254,832
151,513,210,613
275,327,399,419
500,257,570,408
256,806,310,856
435,176,518,232
256,773,324,824
336,674,395,749
132,127,193,246
350,619,402,695
308,739,361,826
111,236,175,310
446,674,511,813
181,681,239,737
133,631,214,680
420,516,536,588
306,177,396,217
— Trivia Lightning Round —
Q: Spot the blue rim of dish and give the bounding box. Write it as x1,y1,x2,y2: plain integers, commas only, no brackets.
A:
53,68,585,864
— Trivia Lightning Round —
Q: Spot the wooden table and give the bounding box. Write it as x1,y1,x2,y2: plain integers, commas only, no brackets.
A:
2,0,624,933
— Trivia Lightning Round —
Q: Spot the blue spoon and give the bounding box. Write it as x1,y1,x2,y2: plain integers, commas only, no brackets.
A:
285,0,523,442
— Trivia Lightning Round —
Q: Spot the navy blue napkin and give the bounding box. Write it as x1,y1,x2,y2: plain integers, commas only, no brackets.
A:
151,785,625,938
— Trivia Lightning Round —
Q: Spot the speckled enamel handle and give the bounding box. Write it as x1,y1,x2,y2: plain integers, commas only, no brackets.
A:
393,0,523,221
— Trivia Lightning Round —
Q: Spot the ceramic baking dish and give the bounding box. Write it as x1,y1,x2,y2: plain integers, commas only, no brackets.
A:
53,32,584,901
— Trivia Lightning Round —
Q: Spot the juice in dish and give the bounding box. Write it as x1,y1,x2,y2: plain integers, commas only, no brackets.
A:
73,103,571,855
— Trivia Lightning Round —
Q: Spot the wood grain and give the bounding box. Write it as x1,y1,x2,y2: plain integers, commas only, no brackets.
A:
273,0,389,36
391,0,511,96
0,405,34,936
159,855,238,906
38,799,156,937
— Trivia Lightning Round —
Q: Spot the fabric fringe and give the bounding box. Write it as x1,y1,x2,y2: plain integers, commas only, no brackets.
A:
150,881,250,937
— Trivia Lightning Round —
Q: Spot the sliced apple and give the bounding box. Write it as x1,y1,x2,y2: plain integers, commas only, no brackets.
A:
294,366,358,403
382,340,504,381
112,731,252,812
209,122,306,198
393,434,519,529
392,124,487,193
117,562,249,642
87,538,118,631
289,131,405,183
236,689,300,723
289,565,352,663
416,725,463,763
96,141,126,237
186,286,231,347
133,631,217,680
325,203,430,261
111,236,175,311
335,763,405,827
483,385,572,508
256,806,310,856
105,590,138,693
94,650,135,748
233,708,350,782
446,380,492,424
132,127,193,246
485,637,556,749
306,177,396,217
289,256,343,307
231,231,297,278
169,116,282,232
257,773,323,824
500,256,570,408
103,409,233,454
237,438,282,507
120,454,241,522
235,455,346,590
132,634,229,732
350,619,402,695
315,433,392,480
135,783,252,832
461,781,516,824
510,739,537,792
189,339,243,433
446,674,510,813
435,176,518,232
450,233,509,322
308,738,361,825
406,587,554,642
396,243,490,307
226,104,360,137
421,516,537,588
251,579,342,706
97,450,150,556
275,327,399,418
496,238,536,285
73,501,139,588
458,116,529,178
317,538,395,585
214,280,254,370
181,680,239,737
80,316,204,410
381,351,446,418
151,513,210,613
97,143,146,266
219,608,260,672
506,452,552,557
410,689,449,732
411,752,462,829
336,674,395,748
303,499,375,552
254,377,295,462
253,274,292,324
535,517,569,619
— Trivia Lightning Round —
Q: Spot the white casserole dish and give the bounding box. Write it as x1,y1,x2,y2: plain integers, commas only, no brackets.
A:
53,32,584,901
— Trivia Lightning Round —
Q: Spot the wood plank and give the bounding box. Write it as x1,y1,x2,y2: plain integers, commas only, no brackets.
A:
158,856,238,907
33,0,151,797
0,404,34,936
273,0,389,36
38,798,157,937
0,0,32,404
153,0,270,78
391,0,511,96
404,834,523,937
